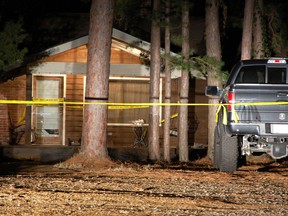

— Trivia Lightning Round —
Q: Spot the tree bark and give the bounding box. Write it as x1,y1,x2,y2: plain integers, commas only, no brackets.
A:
178,0,189,162
163,0,171,162
253,0,264,59
148,0,161,161
25,72,32,145
81,0,114,159
241,0,254,60
205,0,222,160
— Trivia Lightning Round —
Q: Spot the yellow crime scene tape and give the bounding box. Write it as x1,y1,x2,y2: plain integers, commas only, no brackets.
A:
3,99,288,125
215,104,239,125
161,113,178,123
3,99,288,106
65,105,149,110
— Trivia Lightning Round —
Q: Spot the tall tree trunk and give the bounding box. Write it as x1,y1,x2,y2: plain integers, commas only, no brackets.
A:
25,73,32,145
81,0,114,159
148,0,161,161
178,0,189,162
253,0,264,59
241,0,254,60
163,0,171,162
205,0,222,160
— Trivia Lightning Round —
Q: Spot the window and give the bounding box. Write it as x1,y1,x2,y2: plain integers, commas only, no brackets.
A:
267,68,286,84
32,76,64,145
235,66,265,84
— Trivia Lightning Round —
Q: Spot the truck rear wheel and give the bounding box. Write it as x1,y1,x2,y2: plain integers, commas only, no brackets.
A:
214,127,220,169
219,124,239,172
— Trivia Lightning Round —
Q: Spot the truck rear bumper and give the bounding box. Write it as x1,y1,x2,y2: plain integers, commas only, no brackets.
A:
227,122,288,136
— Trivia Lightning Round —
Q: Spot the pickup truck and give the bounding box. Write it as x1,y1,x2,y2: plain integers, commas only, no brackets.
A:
206,58,288,172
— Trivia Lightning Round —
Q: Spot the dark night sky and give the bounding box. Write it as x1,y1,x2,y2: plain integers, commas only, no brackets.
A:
0,0,91,54
0,0,90,16
0,0,246,70
1,0,287,70
0,0,241,69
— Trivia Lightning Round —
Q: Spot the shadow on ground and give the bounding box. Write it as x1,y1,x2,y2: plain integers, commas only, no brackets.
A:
0,148,209,175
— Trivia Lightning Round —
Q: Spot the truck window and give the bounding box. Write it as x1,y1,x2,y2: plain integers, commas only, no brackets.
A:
235,66,265,84
267,68,286,84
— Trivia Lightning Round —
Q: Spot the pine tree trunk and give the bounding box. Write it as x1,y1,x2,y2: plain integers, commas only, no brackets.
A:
178,0,189,162
148,0,161,161
81,0,114,159
25,73,32,145
205,0,222,160
163,0,171,162
241,0,254,60
253,0,263,59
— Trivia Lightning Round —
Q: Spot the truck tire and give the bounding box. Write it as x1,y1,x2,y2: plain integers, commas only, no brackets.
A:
219,124,239,172
214,127,220,169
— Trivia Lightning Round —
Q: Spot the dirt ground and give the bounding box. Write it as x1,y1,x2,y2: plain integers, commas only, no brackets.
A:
0,155,287,216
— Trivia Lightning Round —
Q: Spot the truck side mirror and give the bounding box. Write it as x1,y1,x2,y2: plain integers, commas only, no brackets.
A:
205,86,221,97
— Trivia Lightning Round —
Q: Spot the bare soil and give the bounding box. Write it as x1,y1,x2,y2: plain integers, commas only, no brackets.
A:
0,155,287,216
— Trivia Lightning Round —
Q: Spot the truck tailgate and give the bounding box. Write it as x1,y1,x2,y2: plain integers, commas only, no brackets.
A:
233,84,288,122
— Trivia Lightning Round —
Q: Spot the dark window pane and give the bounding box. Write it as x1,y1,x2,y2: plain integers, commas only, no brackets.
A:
267,68,286,84
235,66,265,84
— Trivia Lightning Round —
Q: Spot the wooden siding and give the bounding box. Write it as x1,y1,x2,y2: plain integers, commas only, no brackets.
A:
65,74,84,145
108,80,150,124
0,94,10,145
110,45,142,64
107,126,147,147
42,44,142,64
194,79,208,146
0,76,26,145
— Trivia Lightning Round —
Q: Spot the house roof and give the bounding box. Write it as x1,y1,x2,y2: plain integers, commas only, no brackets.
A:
2,28,204,82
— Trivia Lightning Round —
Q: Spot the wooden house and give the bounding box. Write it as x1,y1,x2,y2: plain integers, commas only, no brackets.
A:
0,28,208,155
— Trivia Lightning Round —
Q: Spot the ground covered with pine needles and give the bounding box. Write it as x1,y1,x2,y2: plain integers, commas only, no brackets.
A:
0,154,287,215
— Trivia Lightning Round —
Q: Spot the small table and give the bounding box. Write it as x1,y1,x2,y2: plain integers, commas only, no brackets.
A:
132,119,147,147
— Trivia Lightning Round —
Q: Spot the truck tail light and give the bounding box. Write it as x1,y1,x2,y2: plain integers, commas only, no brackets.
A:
228,92,235,110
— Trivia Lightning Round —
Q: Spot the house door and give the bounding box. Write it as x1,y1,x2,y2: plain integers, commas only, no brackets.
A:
33,76,64,145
